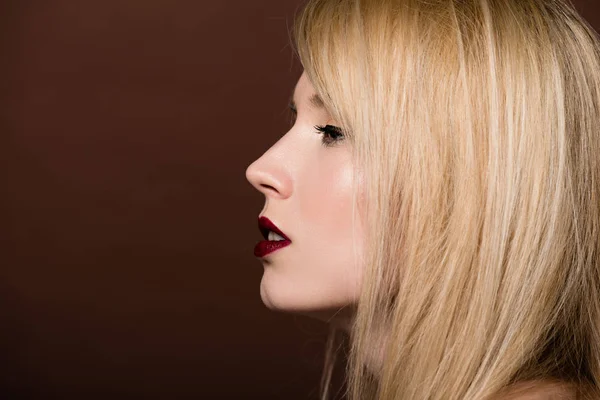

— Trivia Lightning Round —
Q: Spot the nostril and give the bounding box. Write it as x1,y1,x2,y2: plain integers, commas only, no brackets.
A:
247,165,291,199
261,184,278,192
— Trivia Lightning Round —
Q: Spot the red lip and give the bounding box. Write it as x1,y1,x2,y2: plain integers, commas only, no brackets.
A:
254,216,291,257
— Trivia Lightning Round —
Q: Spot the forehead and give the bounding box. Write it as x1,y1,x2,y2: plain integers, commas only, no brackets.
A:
293,72,313,99
290,72,327,113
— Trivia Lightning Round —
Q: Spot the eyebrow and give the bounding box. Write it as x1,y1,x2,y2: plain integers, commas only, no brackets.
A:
288,92,326,113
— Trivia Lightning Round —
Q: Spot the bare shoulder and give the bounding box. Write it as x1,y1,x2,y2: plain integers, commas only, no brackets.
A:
495,380,578,400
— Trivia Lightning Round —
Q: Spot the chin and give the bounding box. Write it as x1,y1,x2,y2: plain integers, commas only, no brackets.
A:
259,278,310,312
259,278,356,328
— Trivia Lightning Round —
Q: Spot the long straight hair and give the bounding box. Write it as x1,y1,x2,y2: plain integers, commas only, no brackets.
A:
291,0,600,399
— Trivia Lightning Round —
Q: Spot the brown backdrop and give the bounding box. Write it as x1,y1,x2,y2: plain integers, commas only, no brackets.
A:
0,1,598,399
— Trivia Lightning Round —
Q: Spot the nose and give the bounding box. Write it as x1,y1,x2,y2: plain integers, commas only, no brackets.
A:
245,147,292,199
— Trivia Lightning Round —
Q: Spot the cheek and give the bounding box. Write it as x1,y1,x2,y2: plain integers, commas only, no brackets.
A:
298,153,364,295
302,154,356,242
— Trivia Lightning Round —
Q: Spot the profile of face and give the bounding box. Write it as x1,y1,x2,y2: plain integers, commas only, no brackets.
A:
245,72,365,324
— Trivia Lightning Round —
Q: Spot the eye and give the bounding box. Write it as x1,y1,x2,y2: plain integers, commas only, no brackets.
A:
314,124,345,147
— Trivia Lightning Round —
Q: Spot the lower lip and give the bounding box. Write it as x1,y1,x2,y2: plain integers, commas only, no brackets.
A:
254,240,291,258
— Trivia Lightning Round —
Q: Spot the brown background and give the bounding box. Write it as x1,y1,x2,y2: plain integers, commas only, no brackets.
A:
0,1,598,399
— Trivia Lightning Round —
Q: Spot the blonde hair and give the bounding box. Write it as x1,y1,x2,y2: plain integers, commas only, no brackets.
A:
291,0,600,399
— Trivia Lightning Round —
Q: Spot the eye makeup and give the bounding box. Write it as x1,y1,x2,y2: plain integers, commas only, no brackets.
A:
314,124,345,147
287,104,345,147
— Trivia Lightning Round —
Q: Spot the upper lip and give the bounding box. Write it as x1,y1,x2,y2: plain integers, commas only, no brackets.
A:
258,216,291,241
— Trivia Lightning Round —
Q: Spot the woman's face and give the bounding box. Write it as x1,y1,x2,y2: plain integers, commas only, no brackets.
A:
246,72,364,324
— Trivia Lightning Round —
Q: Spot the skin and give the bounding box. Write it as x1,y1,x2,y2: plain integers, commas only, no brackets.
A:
246,72,577,399
245,71,364,326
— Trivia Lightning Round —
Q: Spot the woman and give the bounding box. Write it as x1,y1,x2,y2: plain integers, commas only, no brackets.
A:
246,0,600,398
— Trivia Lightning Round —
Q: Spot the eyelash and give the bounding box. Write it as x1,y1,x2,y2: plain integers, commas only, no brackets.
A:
313,124,345,147
289,109,345,147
